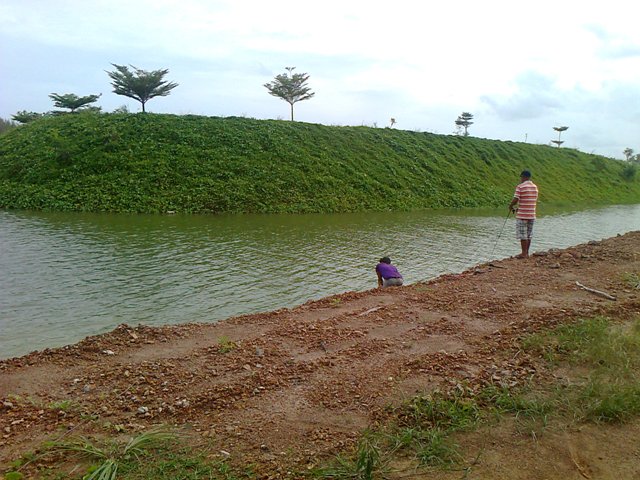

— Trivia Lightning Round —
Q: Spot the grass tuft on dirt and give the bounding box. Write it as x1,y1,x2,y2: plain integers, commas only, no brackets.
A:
6,427,253,480
315,315,640,479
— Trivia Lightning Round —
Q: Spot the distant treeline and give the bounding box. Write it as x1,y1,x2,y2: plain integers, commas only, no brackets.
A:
0,113,638,214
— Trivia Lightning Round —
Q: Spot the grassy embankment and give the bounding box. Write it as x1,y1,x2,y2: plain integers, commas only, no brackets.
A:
0,113,638,214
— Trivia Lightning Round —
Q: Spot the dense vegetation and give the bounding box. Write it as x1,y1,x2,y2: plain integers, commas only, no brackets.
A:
0,113,638,214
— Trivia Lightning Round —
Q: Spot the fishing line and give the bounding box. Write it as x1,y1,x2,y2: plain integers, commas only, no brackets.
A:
489,209,511,258
464,210,512,268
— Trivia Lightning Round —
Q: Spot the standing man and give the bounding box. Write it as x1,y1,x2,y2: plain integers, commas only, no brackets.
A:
509,170,538,259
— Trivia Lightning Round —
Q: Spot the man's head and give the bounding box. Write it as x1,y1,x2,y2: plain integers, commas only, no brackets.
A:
520,170,532,180
380,256,391,264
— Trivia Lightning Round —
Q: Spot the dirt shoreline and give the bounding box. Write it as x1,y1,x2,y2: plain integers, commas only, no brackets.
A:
2,232,639,478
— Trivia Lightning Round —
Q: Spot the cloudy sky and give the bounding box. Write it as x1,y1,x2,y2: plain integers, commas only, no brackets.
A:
1,0,639,158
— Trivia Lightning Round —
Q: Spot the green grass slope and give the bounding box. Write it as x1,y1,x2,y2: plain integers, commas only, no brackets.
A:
0,113,638,214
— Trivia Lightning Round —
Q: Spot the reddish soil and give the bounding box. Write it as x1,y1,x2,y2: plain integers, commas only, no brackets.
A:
1,231,639,479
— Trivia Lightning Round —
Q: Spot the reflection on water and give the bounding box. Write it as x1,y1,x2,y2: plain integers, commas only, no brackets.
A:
1,204,639,358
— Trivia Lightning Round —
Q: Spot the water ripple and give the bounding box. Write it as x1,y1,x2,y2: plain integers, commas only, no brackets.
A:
1,205,639,358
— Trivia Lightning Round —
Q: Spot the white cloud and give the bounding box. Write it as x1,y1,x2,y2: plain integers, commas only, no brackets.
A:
1,0,639,157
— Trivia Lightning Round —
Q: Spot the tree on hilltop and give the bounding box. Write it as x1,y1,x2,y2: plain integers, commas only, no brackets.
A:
455,112,474,136
106,64,179,113
0,117,17,134
49,93,102,113
264,67,315,121
552,126,568,147
623,149,640,164
12,111,44,124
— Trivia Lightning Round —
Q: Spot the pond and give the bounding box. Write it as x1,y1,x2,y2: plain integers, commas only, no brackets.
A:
1,203,639,359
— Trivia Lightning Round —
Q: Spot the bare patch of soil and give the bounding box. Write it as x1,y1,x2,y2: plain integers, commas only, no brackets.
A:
1,232,639,478
414,418,640,480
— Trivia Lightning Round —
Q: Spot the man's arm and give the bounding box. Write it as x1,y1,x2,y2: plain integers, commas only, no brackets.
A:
509,196,518,212
376,268,383,287
509,184,520,212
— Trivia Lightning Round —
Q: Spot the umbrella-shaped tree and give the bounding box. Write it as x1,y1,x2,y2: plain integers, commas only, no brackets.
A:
455,112,474,136
552,126,569,147
49,93,101,113
106,64,178,113
264,67,315,121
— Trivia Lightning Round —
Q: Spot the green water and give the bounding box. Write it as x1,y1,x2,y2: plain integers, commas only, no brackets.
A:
1,204,639,359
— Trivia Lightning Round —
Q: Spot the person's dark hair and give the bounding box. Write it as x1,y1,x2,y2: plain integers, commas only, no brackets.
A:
520,170,532,178
380,256,391,264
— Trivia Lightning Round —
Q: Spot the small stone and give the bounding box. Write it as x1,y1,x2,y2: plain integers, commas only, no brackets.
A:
102,350,116,356
137,406,149,415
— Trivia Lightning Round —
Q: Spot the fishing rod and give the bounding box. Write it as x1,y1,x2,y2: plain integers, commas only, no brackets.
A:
462,209,512,268
489,209,512,258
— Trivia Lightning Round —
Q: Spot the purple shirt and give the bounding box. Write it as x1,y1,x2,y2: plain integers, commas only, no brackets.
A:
376,263,402,279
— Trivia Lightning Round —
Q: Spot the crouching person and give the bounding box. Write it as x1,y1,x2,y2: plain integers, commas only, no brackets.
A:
376,256,403,288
